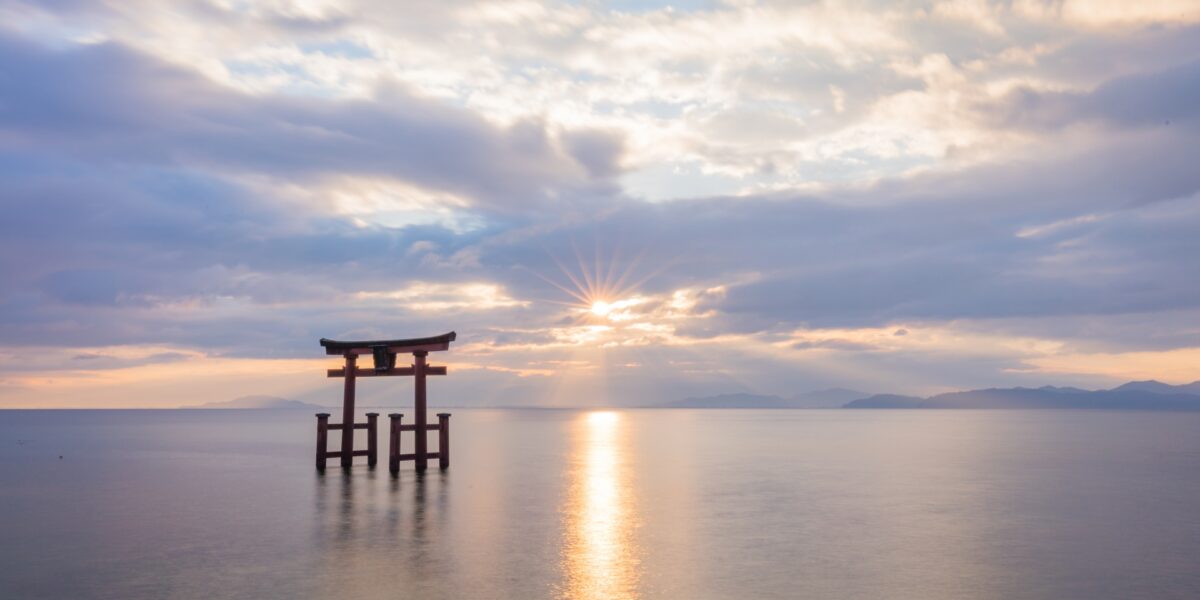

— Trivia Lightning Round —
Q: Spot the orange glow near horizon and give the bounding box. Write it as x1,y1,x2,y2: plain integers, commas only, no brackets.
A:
559,411,640,599
1023,347,1200,384
0,348,331,408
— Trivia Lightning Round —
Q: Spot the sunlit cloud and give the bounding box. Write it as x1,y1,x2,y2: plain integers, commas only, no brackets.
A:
1015,214,1106,238
355,282,529,311
780,325,1065,357
1013,0,1200,27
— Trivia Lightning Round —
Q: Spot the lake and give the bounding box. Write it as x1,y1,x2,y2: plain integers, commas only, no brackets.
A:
1,408,1198,599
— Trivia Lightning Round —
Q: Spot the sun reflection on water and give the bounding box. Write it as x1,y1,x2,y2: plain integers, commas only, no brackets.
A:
559,411,640,599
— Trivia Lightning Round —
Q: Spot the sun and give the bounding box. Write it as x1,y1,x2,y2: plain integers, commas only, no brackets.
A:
525,241,667,328
590,300,613,317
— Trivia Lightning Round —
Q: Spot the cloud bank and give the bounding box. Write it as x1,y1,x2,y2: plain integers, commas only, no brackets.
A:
1,0,1199,406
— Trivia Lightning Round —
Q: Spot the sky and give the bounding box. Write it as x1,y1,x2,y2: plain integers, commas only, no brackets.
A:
1,0,1199,408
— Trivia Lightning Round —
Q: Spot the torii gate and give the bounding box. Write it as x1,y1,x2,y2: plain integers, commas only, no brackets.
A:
315,332,456,472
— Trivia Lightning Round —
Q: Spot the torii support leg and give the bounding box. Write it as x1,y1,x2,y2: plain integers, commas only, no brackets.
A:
438,413,451,470
414,351,428,472
340,354,357,468
315,413,330,470
366,412,378,467
388,413,404,474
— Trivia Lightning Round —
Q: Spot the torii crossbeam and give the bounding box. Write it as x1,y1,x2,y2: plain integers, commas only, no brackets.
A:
315,331,456,472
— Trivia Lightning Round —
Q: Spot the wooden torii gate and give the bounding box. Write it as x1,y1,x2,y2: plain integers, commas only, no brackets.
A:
315,332,456,472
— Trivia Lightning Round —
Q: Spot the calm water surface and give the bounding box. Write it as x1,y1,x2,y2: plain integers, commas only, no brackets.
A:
1,409,1199,599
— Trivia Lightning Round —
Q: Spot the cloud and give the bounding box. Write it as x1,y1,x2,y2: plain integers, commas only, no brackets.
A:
2,3,1200,405
354,282,529,311
992,59,1200,130
0,31,624,214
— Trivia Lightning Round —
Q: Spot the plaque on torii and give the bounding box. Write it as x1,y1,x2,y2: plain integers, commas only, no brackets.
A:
315,331,456,472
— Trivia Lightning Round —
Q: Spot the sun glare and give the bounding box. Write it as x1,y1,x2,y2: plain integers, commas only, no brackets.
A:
590,300,613,317
528,242,666,330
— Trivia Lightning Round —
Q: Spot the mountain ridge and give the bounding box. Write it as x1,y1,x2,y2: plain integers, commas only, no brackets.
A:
658,388,871,409
846,380,1200,410
182,395,329,410
667,380,1200,410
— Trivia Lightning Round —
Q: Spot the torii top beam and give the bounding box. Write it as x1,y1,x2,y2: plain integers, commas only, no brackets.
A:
319,332,457,356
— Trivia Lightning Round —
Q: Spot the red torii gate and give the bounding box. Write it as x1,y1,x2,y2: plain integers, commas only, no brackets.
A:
315,332,456,472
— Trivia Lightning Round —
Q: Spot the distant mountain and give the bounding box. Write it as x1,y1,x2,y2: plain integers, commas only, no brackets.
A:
791,388,869,408
1111,380,1200,395
659,393,794,409
843,393,926,408
845,384,1200,410
660,380,1200,410
659,388,869,409
184,395,329,410
1037,385,1090,394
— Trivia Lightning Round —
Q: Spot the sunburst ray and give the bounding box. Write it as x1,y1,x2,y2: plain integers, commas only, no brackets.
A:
532,240,656,323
